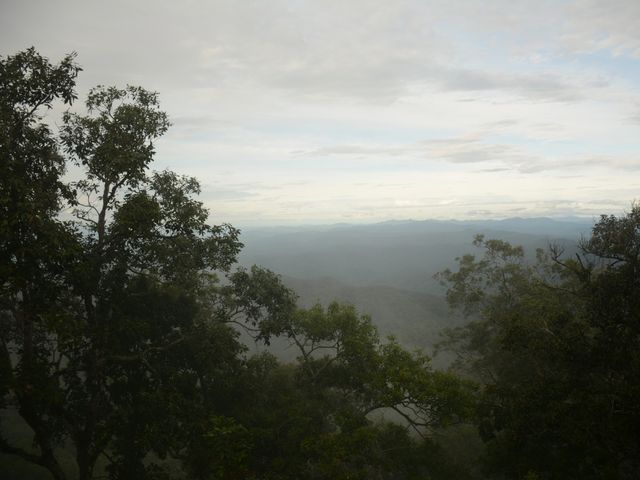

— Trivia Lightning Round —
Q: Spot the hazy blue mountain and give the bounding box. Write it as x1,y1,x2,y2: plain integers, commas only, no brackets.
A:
239,217,592,295
238,218,593,359
465,217,595,237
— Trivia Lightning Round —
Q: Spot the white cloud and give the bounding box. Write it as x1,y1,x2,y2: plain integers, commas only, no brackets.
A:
2,0,640,224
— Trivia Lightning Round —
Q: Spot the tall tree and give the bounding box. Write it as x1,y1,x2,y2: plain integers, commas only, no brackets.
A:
1,50,296,480
0,48,81,479
2,48,477,480
438,209,640,479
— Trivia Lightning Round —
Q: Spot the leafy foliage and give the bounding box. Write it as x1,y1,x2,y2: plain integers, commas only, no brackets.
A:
0,50,296,480
1,49,476,480
438,210,640,479
225,303,476,480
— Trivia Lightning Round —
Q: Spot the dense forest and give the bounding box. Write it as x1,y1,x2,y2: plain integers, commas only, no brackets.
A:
1,49,639,480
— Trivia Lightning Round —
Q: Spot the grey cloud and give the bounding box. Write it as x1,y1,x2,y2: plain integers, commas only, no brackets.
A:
222,182,284,192
301,137,539,170
432,67,588,102
302,135,640,175
484,119,520,128
307,145,410,157
172,116,231,128
252,54,594,103
561,155,640,172
199,181,302,205
165,116,238,140
563,0,640,58
1,0,620,105
420,137,546,171
466,209,496,216
199,187,258,202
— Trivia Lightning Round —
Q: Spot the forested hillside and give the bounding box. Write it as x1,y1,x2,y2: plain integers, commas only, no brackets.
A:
240,219,591,354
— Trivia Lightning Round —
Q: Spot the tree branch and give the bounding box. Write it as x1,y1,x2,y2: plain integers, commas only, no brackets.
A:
0,437,43,464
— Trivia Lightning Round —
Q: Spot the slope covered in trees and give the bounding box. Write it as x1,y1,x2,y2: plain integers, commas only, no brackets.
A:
240,220,590,355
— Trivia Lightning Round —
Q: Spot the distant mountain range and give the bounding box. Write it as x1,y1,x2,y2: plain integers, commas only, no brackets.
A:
238,217,595,355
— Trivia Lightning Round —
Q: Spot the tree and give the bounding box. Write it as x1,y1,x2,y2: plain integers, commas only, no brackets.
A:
437,209,640,479
1,48,82,480
226,303,476,480
1,48,477,480
1,50,296,480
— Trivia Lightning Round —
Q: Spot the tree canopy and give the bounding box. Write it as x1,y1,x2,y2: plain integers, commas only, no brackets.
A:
438,208,640,479
1,49,475,480
0,48,294,480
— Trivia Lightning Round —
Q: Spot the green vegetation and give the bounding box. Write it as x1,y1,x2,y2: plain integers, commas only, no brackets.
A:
438,217,640,479
0,49,473,479
2,48,639,479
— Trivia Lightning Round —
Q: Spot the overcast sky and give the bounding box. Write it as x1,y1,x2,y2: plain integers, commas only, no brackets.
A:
2,0,640,226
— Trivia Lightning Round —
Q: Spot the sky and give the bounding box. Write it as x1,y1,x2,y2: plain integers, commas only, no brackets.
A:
2,0,640,226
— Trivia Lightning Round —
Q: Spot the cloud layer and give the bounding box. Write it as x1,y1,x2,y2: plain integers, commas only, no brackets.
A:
2,0,640,224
